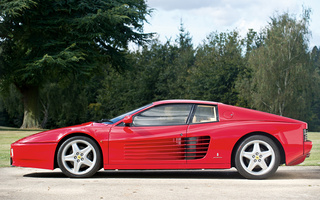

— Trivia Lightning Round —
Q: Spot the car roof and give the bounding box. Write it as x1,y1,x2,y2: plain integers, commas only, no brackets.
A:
152,99,221,106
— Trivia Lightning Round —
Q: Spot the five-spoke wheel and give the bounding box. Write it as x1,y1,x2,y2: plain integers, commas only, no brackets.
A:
57,136,101,178
235,135,280,179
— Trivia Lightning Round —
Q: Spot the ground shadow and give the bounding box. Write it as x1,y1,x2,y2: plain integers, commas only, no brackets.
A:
23,167,320,180
24,169,242,179
96,170,243,179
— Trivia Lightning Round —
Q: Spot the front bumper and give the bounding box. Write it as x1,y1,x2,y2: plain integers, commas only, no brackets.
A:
10,142,56,170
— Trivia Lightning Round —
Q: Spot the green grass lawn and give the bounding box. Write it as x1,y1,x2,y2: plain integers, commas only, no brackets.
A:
0,126,319,167
0,126,44,167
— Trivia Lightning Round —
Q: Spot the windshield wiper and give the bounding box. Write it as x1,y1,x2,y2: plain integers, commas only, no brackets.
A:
95,119,113,123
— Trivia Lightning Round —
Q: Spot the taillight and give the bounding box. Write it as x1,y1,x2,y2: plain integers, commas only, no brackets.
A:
303,129,308,142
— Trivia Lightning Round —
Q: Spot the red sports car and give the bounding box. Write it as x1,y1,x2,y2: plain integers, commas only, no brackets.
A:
10,100,312,179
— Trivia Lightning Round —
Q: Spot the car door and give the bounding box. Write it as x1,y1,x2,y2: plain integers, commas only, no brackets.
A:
108,104,193,167
186,104,218,164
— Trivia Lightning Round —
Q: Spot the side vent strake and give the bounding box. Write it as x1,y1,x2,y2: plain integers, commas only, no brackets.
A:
124,136,210,160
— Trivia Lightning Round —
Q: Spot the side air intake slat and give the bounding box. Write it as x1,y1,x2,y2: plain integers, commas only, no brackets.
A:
124,136,210,160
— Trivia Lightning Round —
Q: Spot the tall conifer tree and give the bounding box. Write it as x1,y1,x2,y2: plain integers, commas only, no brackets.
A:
0,0,151,128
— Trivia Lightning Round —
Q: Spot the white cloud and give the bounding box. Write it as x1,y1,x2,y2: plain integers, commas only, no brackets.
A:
146,0,217,10
144,0,320,48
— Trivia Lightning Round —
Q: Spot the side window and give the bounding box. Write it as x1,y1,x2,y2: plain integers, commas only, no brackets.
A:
133,104,192,126
192,105,217,123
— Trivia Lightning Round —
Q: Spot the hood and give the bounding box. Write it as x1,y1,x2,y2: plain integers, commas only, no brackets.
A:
12,122,109,144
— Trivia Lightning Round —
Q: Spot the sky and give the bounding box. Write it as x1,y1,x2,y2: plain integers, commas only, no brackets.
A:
143,0,320,48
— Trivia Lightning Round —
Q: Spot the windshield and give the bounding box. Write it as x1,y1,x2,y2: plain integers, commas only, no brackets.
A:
103,104,152,124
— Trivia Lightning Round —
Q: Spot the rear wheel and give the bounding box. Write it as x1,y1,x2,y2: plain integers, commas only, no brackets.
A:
57,136,101,178
235,135,280,179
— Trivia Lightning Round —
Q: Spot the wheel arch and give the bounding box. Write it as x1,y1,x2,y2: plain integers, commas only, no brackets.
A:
231,132,285,167
54,132,104,169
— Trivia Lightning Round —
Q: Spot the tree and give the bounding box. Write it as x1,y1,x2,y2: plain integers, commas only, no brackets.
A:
0,0,151,128
236,29,264,108
0,85,23,127
156,22,195,99
167,22,195,98
92,24,196,120
308,46,320,130
189,30,245,105
241,9,313,120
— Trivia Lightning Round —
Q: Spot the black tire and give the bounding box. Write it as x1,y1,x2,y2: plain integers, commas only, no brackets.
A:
235,135,280,179
57,136,101,178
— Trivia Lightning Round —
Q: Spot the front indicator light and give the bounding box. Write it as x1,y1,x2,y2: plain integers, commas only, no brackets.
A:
10,148,14,166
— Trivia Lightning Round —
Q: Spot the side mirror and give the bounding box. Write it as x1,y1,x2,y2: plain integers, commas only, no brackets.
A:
123,115,133,125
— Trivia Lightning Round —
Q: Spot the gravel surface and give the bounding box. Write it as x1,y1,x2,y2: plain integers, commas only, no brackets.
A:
0,166,319,200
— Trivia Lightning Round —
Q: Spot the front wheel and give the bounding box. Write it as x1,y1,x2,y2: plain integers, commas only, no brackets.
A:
57,136,102,178
235,135,280,179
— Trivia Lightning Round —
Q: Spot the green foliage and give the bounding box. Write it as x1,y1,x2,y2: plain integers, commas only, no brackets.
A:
1,4,320,131
0,0,151,128
93,27,246,119
308,46,320,131
39,82,89,128
0,85,23,127
93,25,196,119
237,9,316,124
189,31,245,105
155,25,195,100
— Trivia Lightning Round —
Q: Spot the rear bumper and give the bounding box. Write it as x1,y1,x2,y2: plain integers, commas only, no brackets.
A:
287,140,312,166
304,140,312,157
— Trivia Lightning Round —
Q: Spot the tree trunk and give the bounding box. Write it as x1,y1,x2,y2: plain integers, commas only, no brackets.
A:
19,86,41,129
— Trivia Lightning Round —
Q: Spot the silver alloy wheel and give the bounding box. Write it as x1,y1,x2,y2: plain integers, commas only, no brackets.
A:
239,139,275,176
60,139,97,176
